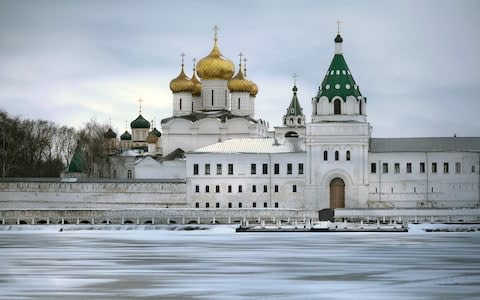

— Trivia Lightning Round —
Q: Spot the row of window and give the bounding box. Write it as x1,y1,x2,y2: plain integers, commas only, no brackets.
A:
195,202,280,208
323,150,351,161
371,183,475,194
194,184,298,193
371,162,475,174
193,163,304,176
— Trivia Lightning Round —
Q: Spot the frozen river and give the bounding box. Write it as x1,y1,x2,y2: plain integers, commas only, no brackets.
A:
1,225,480,299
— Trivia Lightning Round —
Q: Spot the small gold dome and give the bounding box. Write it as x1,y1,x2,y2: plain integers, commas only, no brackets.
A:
146,131,158,144
196,38,235,80
228,69,252,93
191,71,202,96
169,66,194,93
250,82,258,97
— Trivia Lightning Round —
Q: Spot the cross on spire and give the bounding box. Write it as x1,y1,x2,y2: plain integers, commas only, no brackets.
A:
293,73,298,86
336,19,343,34
180,52,185,67
193,57,197,70
238,52,243,68
138,98,143,114
243,57,247,76
213,25,219,42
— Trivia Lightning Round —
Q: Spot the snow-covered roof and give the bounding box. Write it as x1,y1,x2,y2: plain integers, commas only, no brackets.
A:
192,138,305,154
370,137,480,152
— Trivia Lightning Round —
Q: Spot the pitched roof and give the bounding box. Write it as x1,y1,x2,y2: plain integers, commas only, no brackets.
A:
285,85,304,117
191,138,305,154
370,137,480,152
67,143,88,173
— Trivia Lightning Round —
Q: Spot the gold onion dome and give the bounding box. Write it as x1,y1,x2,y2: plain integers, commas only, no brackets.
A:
146,131,159,144
196,34,235,80
190,62,202,96
228,68,252,93
169,64,194,93
250,82,258,97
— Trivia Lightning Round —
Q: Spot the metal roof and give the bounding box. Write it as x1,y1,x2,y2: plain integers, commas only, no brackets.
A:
370,137,480,153
192,138,305,154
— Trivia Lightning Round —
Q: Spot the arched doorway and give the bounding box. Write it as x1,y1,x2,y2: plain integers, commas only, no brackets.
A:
330,178,345,208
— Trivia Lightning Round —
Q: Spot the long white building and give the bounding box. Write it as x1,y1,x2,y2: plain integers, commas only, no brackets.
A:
90,29,480,211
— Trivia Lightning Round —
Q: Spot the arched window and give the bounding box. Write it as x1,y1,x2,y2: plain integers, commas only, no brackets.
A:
179,98,182,110
298,118,302,124
211,90,214,106
346,150,351,161
290,118,294,124
323,151,328,161
335,151,339,161
334,99,341,115
191,101,194,111
359,101,362,115
238,97,241,109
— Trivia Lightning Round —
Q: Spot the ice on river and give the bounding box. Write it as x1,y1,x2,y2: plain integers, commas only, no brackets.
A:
1,225,480,299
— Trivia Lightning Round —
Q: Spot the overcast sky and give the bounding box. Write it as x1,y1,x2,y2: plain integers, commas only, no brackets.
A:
0,0,479,137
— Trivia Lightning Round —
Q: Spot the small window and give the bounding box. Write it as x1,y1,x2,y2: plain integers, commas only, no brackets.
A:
274,202,279,208
211,90,214,106
238,97,241,109
206,202,210,208
394,163,400,174
195,185,199,193
215,185,220,193
335,151,339,161
179,98,182,110
274,185,279,192
371,163,377,174
228,202,232,208
251,164,256,175
193,164,199,175
472,165,476,173
287,163,292,175
263,185,268,193
127,170,132,179
293,185,297,192
252,185,257,193
239,202,242,208
383,163,388,174
252,202,256,208
346,151,350,161
238,185,242,193
262,163,268,174
455,162,461,174
274,163,280,175
216,164,222,175
228,164,234,175
443,162,449,174
420,162,425,173
323,151,328,161
334,99,341,115
264,202,268,208
216,202,220,208
205,185,210,193
195,202,199,208
205,164,210,175
432,163,437,173
406,163,412,173
228,185,232,193
298,163,304,175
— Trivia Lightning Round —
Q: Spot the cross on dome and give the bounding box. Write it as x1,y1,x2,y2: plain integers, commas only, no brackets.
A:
213,25,219,42
180,53,186,67
138,98,143,114
337,19,343,34
293,73,298,86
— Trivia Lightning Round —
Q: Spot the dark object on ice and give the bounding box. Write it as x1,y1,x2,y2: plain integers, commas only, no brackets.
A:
319,209,334,222
59,228,63,232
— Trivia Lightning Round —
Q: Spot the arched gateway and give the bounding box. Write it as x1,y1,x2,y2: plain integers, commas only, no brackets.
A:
329,177,345,208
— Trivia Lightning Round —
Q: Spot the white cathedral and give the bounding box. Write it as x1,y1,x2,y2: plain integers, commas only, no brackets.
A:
87,29,480,211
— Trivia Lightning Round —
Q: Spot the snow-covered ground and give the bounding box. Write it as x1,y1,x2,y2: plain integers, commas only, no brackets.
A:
1,225,479,299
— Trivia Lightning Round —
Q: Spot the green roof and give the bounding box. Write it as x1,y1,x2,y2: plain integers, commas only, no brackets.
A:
150,127,162,137
315,53,362,101
67,143,88,173
285,85,303,117
120,131,131,140
130,115,151,129
103,128,117,139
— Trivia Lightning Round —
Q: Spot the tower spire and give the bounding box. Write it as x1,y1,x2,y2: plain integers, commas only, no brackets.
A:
180,52,185,69
243,57,248,77
138,98,143,114
213,25,219,45
334,20,344,54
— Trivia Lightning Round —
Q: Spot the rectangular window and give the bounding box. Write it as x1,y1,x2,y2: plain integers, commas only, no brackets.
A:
274,185,279,192
383,163,388,174
455,162,461,174
443,162,449,174
228,185,232,193
216,202,220,208
287,163,292,175
262,163,268,174
253,202,256,208
420,162,425,173
252,185,256,193
216,164,222,175
274,163,280,175
195,185,199,193
251,164,256,175
406,163,412,174
193,164,199,175
195,202,199,208
371,163,377,174
394,163,400,174
264,202,268,208
298,163,304,175
228,202,232,208
228,164,233,175
263,185,268,193
127,170,133,179
215,185,220,193
473,165,476,173
238,185,242,193
205,185,210,193
205,164,210,175
239,202,242,208
432,162,437,173
275,202,279,208
292,185,297,192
